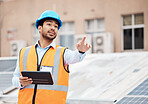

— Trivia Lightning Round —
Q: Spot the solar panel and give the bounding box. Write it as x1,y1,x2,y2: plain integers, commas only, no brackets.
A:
128,78,148,95
0,59,17,72
116,77,148,104
116,97,148,104
0,73,13,91
0,58,17,92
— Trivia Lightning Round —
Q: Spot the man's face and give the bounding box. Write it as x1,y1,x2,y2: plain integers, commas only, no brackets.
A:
39,19,59,41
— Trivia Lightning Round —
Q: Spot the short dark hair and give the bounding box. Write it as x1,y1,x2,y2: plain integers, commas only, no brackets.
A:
38,18,60,28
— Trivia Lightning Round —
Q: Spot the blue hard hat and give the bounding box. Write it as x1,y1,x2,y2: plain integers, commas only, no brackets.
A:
35,10,62,30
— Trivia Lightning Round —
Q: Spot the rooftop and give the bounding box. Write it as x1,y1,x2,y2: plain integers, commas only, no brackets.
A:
0,52,148,103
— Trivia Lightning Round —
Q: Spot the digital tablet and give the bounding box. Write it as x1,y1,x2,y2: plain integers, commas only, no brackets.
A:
21,71,53,85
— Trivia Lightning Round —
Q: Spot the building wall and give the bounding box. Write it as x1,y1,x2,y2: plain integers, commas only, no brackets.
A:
0,0,147,56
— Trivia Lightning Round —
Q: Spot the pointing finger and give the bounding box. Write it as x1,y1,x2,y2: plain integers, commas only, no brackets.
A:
81,36,86,43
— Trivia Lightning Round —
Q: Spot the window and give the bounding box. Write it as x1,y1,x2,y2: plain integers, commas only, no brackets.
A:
32,24,40,44
59,22,75,50
86,18,105,34
122,13,144,50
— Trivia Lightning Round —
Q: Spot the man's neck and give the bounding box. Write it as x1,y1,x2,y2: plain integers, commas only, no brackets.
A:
38,39,53,48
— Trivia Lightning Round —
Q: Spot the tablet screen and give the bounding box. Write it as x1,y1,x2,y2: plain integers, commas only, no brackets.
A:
21,71,53,85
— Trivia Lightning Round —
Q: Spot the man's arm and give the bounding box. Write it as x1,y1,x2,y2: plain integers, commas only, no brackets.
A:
12,56,21,87
12,56,33,88
64,49,86,65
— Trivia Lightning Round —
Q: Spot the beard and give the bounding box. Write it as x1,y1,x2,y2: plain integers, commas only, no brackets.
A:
41,32,57,41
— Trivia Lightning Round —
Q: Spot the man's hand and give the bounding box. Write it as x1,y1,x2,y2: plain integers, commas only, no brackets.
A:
76,36,91,53
19,76,33,87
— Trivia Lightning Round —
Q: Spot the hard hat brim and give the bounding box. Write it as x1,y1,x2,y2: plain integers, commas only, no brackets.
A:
35,17,62,30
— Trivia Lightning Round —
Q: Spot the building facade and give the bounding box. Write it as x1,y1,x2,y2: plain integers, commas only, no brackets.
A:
0,0,147,56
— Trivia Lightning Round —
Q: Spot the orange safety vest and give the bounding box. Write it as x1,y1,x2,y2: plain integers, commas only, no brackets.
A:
18,45,69,104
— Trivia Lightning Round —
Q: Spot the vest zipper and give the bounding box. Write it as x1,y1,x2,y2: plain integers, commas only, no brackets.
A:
32,46,51,104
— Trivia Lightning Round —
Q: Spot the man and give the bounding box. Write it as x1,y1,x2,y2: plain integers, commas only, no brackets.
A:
12,10,91,104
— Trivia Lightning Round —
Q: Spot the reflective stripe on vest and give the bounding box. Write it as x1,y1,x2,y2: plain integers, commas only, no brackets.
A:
23,46,68,92
23,46,32,71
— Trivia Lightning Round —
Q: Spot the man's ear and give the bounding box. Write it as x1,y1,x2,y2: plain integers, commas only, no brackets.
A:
38,26,42,32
